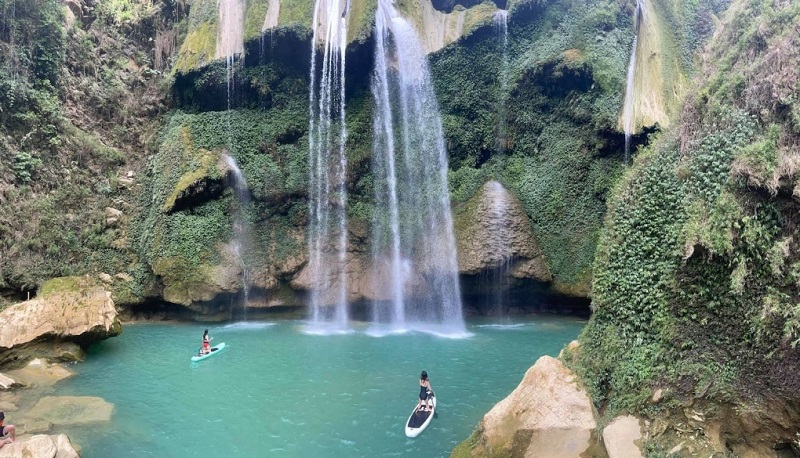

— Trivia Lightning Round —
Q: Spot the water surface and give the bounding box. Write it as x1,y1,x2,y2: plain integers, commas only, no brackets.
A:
54,317,583,457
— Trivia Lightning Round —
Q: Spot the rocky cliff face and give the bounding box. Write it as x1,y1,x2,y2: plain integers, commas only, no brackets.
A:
455,181,549,280
0,0,711,319
571,0,800,454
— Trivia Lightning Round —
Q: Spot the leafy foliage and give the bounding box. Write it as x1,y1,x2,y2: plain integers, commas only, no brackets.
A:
572,0,800,416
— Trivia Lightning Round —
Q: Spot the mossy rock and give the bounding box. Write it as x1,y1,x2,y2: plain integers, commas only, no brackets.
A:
38,276,97,299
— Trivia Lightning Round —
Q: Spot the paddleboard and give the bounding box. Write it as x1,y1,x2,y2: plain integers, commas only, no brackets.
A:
405,391,436,438
191,342,226,362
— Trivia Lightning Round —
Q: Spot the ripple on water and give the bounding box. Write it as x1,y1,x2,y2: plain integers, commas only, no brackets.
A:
220,321,276,330
473,323,530,329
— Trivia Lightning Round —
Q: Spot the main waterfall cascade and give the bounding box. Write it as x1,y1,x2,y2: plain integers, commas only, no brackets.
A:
494,9,509,153
622,0,644,163
307,0,350,331
370,0,466,335
222,154,253,319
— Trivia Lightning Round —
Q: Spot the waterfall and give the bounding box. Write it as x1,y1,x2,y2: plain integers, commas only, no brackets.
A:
370,0,466,335
494,10,509,153
216,0,245,61
216,0,244,163
482,181,513,315
307,0,349,331
622,0,644,163
223,154,252,320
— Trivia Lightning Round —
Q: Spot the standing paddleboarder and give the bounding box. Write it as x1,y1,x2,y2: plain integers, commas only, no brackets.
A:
416,371,433,411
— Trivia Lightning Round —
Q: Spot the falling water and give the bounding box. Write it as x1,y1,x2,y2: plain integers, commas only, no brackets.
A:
217,0,244,147
216,0,245,61
223,154,252,320
622,0,644,163
307,0,349,331
481,181,514,315
494,10,509,153
370,0,466,335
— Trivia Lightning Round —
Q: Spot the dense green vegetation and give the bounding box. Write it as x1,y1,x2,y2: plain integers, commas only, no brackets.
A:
0,0,698,306
432,0,698,293
0,0,160,300
571,0,800,430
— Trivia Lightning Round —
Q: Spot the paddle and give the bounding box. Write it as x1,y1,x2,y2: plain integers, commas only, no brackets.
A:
429,390,438,418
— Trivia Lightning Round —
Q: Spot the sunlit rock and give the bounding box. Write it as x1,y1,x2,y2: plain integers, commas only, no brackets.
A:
0,434,79,458
464,355,596,457
603,415,643,458
0,277,121,368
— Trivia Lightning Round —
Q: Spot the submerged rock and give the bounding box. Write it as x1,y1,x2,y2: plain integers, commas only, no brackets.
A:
458,355,596,457
0,434,79,458
20,395,113,434
4,359,73,388
0,276,122,368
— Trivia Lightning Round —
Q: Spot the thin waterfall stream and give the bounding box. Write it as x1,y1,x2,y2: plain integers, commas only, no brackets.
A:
622,0,644,163
494,9,509,153
223,154,251,320
481,181,514,315
307,0,349,331
370,0,466,335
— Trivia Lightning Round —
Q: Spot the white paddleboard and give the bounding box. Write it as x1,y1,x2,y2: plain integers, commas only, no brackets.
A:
405,391,436,438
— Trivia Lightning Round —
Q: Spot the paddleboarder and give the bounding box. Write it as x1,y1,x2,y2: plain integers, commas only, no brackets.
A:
416,371,433,411
201,329,212,355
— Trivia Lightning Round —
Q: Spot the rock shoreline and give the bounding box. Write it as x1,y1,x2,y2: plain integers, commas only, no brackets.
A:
0,276,123,457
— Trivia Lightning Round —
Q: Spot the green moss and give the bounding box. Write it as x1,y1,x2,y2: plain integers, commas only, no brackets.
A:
174,22,217,73
162,149,219,213
347,0,378,43
451,430,481,458
39,276,85,298
278,0,314,28
244,0,270,40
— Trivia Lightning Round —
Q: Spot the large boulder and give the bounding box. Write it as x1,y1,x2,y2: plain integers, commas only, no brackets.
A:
457,356,596,457
455,181,551,282
0,276,122,368
603,415,643,458
0,434,79,458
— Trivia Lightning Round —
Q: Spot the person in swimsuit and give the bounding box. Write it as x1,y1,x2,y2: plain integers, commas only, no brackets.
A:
201,329,212,355
0,412,16,449
416,371,432,411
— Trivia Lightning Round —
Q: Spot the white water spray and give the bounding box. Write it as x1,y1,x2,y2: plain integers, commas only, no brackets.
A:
370,0,466,335
307,0,349,331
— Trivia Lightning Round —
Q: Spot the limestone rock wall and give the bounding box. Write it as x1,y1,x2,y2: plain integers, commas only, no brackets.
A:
0,277,122,368
455,181,551,282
